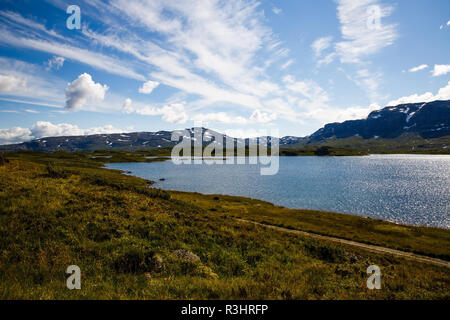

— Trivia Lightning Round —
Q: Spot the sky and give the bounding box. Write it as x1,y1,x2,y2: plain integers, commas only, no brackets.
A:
0,0,449,144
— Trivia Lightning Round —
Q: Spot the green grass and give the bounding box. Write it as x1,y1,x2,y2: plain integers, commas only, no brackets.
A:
286,134,450,155
172,193,450,261
0,151,449,299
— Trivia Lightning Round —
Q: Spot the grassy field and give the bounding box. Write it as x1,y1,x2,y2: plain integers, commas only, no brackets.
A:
0,151,449,299
172,193,450,261
287,134,450,155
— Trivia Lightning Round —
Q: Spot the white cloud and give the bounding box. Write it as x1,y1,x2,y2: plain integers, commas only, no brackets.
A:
279,74,383,125
30,121,122,138
432,64,450,77
353,69,382,101
82,0,283,109
302,103,380,124
126,103,189,124
0,26,144,80
387,81,450,106
408,64,428,73
65,73,109,110
249,109,277,123
317,53,336,66
0,127,33,145
0,10,66,41
0,57,66,103
223,128,261,139
280,59,294,70
191,109,276,124
272,7,282,15
158,104,189,124
139,80,160,94
192,112,248,124
284,76,330,106
311,36,333,58
335,0,397,64
122,98,132,113
329,1,398,102
0,121,125,145
46,56,65,70
0,74,27,93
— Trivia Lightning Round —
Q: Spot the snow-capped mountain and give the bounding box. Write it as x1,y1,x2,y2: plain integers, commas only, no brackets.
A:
0,100,448,152
309,100,450,141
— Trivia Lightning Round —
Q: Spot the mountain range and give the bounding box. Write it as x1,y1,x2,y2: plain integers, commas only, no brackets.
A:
0,100,449,153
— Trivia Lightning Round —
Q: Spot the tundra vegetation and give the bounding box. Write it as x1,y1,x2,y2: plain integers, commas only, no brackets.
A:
0,151,448,299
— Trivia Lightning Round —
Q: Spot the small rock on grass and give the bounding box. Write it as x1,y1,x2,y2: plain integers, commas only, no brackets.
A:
173,249,201,262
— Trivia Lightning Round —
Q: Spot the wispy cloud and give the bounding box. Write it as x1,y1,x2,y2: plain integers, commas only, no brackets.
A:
0,57,65,103
0,11,145,80
46,56,65,71
335,0,397,64
25,109,39,114
408,64,428,72
272,7,282,15
280,59,294,70
0,10,66,41
81,0,285,111
330,0,398,102
312,36,333,58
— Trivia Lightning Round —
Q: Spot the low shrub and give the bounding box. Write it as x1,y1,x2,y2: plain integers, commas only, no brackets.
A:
137,187,171,200
0,154,9,166
113,248,156,273
46,162,71,178
82,174,170,200
304,242,347,263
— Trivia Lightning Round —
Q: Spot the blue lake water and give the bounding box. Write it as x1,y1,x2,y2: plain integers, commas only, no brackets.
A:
106,155,450,229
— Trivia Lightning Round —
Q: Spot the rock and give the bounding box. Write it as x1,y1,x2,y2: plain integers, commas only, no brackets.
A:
173,249,201,262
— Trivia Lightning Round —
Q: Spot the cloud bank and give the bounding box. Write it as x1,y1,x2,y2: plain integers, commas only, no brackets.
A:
0,121,124,145
387,81,450,106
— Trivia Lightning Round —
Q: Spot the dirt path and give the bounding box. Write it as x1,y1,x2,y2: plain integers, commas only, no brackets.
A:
237,219,450,268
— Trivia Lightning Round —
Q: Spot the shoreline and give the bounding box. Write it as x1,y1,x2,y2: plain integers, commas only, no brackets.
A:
105,155,450,231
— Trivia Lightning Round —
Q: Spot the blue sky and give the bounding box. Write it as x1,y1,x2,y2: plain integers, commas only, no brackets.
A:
0,0,449,144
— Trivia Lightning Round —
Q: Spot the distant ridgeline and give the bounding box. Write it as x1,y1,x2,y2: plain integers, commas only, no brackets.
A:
309,100,450,141
0,100,449,152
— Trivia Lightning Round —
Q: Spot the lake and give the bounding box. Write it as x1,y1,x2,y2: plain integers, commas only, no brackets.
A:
106,155,450,229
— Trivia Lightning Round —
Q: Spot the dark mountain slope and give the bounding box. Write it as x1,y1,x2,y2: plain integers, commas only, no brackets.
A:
0,100,448,152
310,100,450,141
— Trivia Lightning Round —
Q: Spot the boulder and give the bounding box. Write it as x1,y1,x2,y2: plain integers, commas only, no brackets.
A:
173,249,201,262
